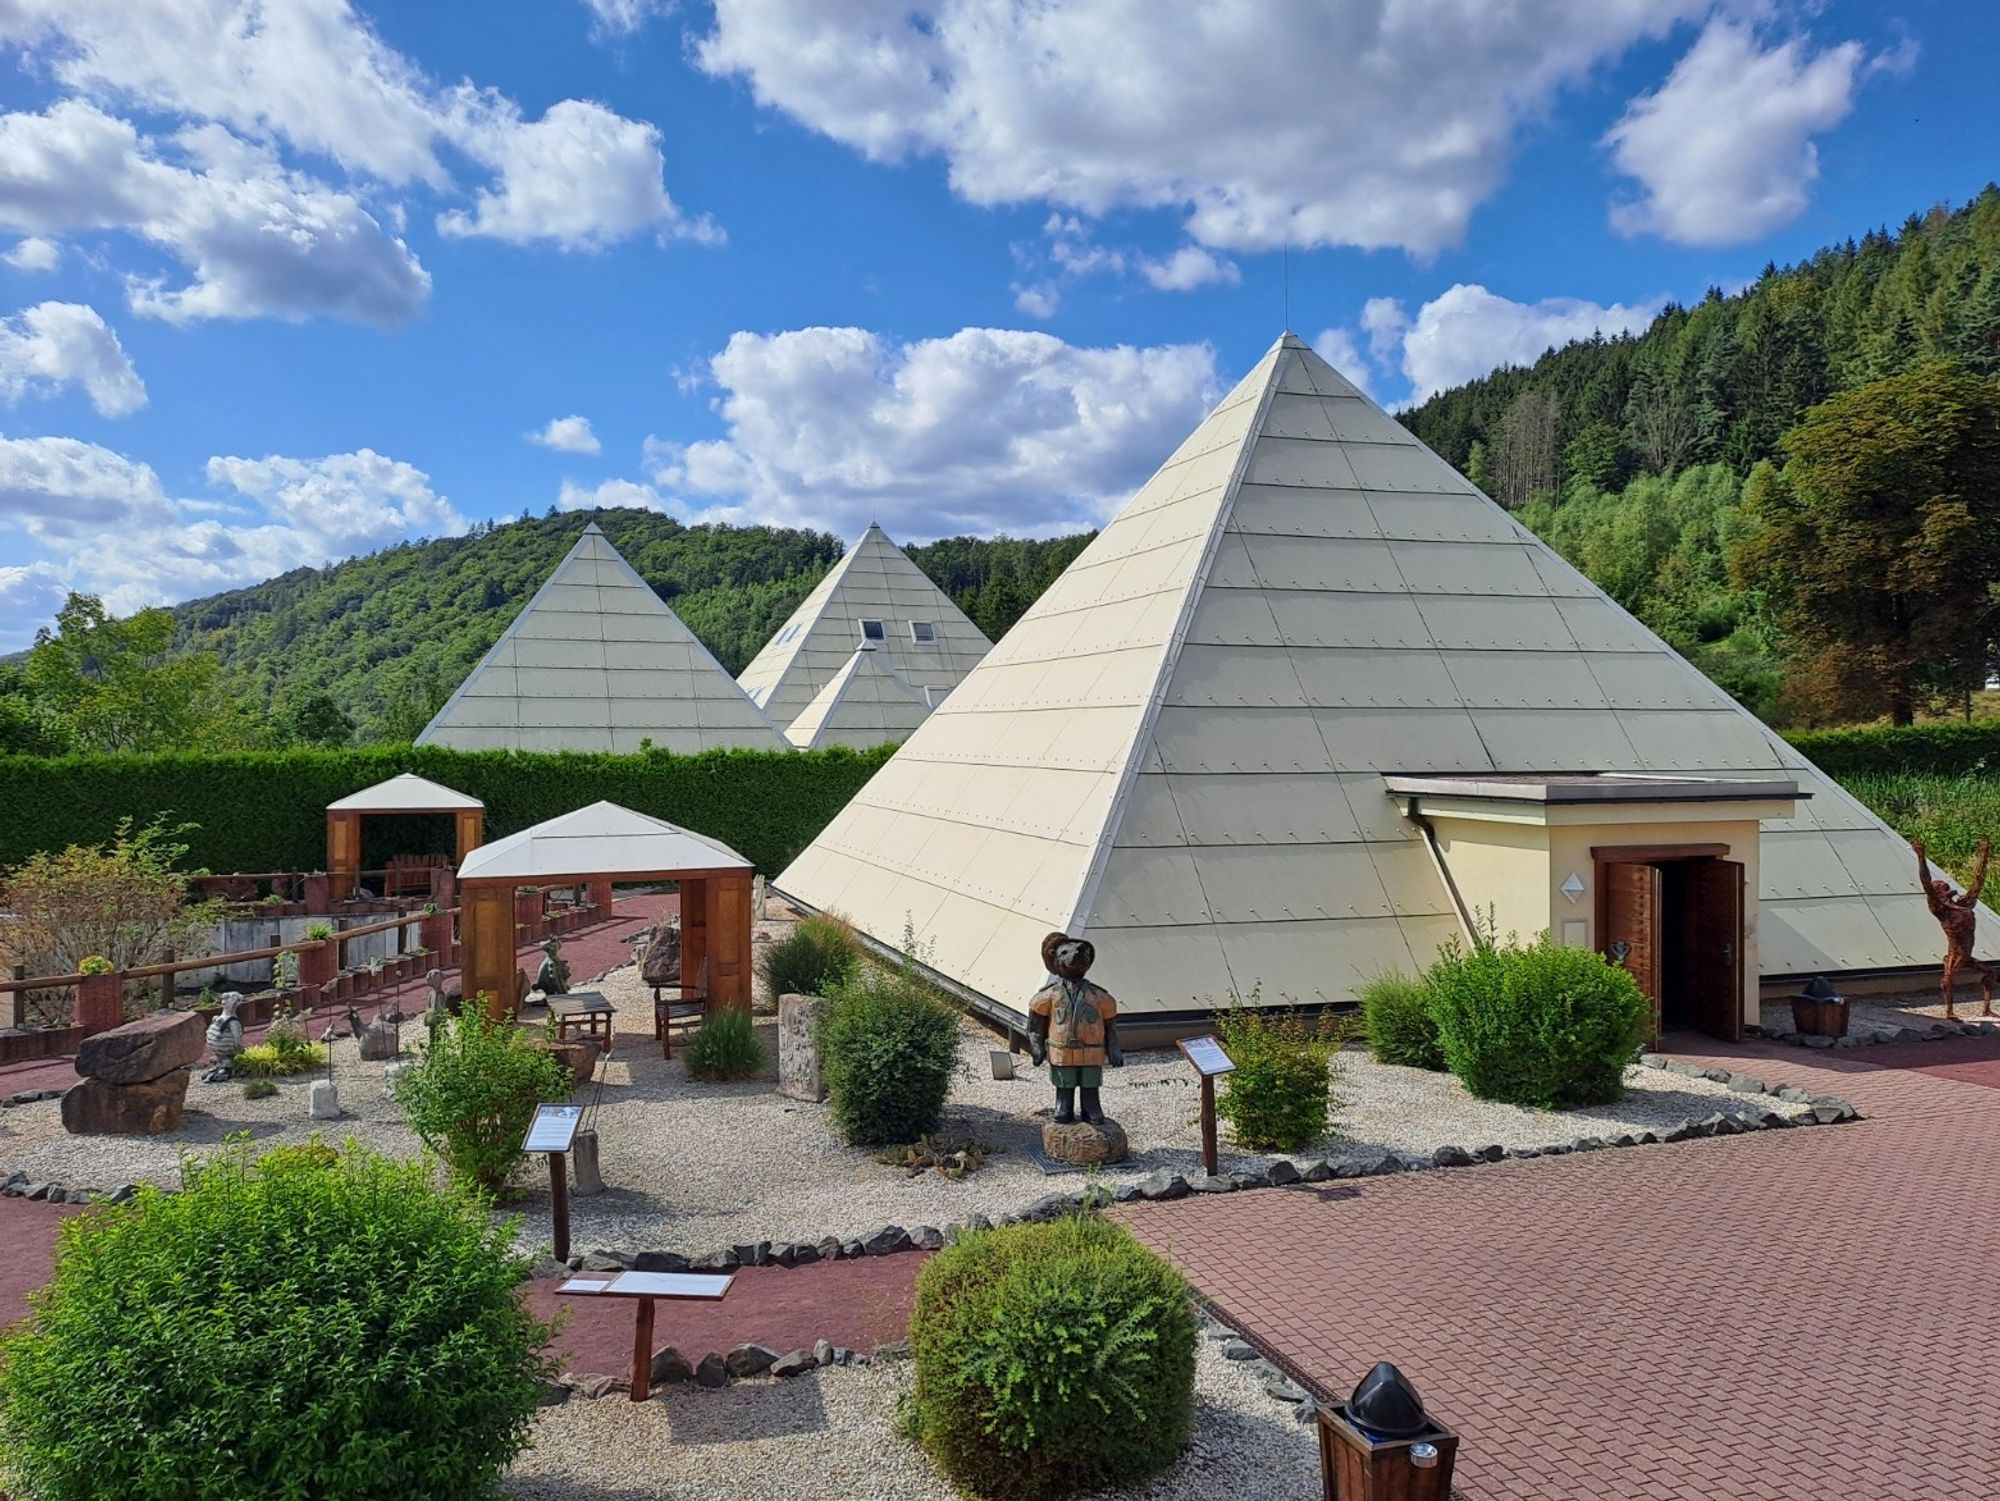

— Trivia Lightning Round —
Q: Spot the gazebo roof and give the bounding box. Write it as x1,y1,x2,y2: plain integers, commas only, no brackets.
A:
327,773,484,813
457,801,751,883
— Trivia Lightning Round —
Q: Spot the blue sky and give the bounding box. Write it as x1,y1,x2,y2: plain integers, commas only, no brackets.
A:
0,0,1994,649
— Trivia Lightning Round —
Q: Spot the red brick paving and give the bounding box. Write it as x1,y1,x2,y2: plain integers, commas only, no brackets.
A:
1118,1034,2000,1501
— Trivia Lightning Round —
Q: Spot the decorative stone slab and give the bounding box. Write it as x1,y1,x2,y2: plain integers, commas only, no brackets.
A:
60,1070,189,1135
1040,1117,1129,1166
74,1010,204,1085
777,992,827,1102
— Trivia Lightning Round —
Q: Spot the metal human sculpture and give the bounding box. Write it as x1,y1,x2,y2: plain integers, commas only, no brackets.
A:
1913,837,1995,1019
534,936,571,997
1028,933,1123,1125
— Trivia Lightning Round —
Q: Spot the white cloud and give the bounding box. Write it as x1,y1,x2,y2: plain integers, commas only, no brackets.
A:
1360,296,1408,364
645,325,1220,538
0,302,146,416
1011,280,1059,319
1392,284,1664,400
529,415,602,455
1606,19,1886,245
0,432,173,540
0,0,711,284
698,0,1712,257
1139,245,1239,293
580,0,670,39
438,95,719,249
205,448,468,553
4,236,59,272
1310,328,1373,399
557,477,669,513
0,102,432,326
0,559,67,647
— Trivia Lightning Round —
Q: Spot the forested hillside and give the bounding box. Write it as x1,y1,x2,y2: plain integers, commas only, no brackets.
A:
1405,188,2000,500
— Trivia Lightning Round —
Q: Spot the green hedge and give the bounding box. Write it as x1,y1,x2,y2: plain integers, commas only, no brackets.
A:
1785,720,2000,777
0,743,894,876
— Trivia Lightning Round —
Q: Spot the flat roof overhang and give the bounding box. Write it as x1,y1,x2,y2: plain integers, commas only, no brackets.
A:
1383,772,1806,807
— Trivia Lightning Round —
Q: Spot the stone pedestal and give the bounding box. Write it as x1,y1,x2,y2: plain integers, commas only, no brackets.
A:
1041,1118,1129,1166
777,993,827,1103
309,1080,340,1119
74,971,125,1035
61,1071,189,1135
571,1128,604,1196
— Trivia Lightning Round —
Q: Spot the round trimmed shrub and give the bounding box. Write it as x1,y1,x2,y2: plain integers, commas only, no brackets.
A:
1213,1003,1343,1151
1360,972,1445,1070
758,911,861,1000
908,1215,1196,1500
0,1138,553,1500
1425,934,1649,1108
819,961,959,1146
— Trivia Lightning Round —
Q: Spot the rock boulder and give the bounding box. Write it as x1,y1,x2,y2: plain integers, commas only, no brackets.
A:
1040,1117,1129,1166
74,1010,205,1085
60,1071,190,1135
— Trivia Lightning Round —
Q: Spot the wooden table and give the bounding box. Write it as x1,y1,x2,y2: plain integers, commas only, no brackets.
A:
558,1270,734,1400
549,991,615,1053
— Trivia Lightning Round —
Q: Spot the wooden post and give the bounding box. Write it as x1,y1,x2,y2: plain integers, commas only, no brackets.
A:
630,1298,656,1402
6,965,24,1030
455,809,484,862
548,1151,570,1264
710,872,753,1013
327,811,361,903
680,877,709,1005
1200,1074,1219,1179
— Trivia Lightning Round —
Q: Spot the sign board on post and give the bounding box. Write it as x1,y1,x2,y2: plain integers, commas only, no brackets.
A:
1176,1034,1235,1178
523,1104,586,1262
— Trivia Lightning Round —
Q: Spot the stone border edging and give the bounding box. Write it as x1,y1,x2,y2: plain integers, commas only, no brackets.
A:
1750,1016,2000,1050
552,1336,910,1403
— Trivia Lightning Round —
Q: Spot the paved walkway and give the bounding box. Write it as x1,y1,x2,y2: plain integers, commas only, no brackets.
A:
1118,1033,2000,1501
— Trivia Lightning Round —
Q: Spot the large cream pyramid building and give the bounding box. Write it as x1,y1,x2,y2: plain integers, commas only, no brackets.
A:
779,333,1970,1037
737,523,993,733
417,523,789,754
784,646,932,751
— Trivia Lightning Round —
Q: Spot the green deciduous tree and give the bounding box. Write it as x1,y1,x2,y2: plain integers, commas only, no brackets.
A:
1733,363,2000,725
23,594,247,753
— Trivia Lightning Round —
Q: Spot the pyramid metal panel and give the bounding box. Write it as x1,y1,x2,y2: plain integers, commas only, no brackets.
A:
785,648,934,751
418,524,787,755
778,334,1963,1017
735,523,995,730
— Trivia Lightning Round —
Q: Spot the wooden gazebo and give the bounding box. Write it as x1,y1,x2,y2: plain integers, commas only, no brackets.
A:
326,774,485,901
455,801,753,1017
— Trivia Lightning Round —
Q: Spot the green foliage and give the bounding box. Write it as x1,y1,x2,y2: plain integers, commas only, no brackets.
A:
276,688,354,748
1732,363,2000,725
0,1137,552,1500
393,1006,570,1195
819,953,960,1146
75,956,111,976
0,741,893,877
1786,719,2000,776
682,1006,765,1081
758,911,862,999
1842,771,2000,885
241,1078,277,1100
1212,1002,1344,1151
232,1040,329,1078
908,1215,1196,1501
902,532,1097,642
1360,972,1445,1071
303,921,334,941
1424,934,1649,1109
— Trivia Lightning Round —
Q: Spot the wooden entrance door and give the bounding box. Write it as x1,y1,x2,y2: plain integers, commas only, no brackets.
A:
1689,858,1745,1042
1601,861,1663,1035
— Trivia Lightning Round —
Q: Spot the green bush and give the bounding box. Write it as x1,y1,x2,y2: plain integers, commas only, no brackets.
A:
1212,1003,1344,1152
819,957,960,1146
232,1040,328,1078
908,1214,1196,1500
758,911,862,999
393,1005,570,1195
1785,719,2000,777
241,1077,277,1099
1424,934,1649,1108
1360,972,1445,1070
0,1138,552,1500
683,1006,765,1081
0,743,894,877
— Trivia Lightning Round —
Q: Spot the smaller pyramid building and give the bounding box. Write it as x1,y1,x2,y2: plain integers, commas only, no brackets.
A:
417,523,789,755
785,646,932,751
737,523,992,731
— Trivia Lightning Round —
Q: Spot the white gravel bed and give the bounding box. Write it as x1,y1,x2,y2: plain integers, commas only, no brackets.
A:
0,950,1808,1246
504,1325,1322,1501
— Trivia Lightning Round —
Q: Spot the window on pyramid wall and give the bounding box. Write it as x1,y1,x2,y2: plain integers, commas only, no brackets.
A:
909,620,936,643
859,619,886,642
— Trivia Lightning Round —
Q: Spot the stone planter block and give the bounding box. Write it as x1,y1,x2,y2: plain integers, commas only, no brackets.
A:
777,993,827,1103
297,939,337,993
75,1009,204,1084
74,972,125,1035
303,875,331,910
61,1070,190,1135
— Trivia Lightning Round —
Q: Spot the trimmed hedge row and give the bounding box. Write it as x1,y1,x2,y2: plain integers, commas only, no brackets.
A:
0,743,895,876
1785,720,2000,777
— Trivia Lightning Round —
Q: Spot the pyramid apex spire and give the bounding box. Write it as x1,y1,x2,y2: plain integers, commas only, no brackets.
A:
1275,331,1311,350
581,521,605,536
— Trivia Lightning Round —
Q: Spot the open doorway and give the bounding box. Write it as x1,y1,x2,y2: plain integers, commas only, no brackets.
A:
1595,846,1743,1042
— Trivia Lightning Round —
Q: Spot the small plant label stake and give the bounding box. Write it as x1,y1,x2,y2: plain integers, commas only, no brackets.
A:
1175,1034,1236,1178
523,1103,584,1262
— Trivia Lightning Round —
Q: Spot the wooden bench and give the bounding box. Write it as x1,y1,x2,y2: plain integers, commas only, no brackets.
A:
652,957,709,1060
